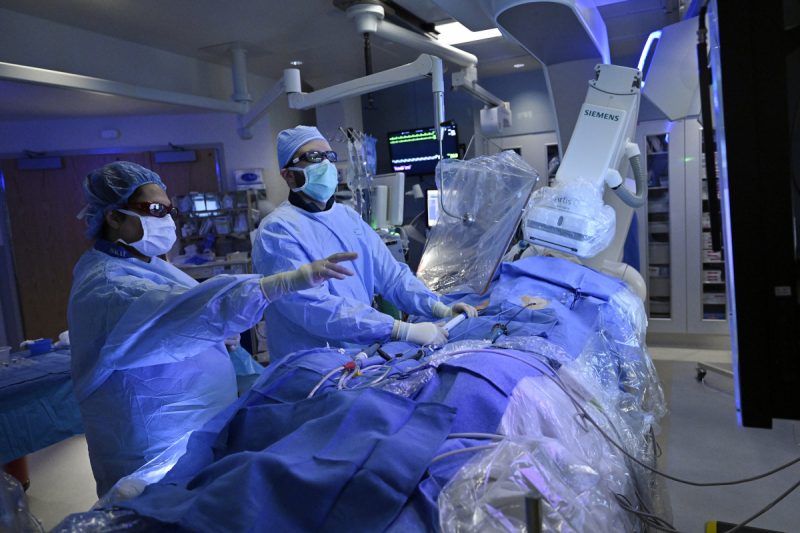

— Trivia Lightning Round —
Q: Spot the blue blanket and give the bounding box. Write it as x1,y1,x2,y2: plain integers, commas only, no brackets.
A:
56,257,641,532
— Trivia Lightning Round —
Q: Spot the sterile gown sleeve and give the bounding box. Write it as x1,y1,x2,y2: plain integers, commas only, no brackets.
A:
360,220,442,317
253,224,396,344
69,255,269,400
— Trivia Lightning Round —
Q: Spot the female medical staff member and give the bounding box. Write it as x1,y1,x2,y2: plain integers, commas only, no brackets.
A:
69,161,355,496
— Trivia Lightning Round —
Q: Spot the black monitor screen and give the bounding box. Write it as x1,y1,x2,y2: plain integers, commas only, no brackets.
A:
388,123,458,176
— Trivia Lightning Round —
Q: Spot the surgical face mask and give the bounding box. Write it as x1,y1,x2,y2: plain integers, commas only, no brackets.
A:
116,209,177,257
289,160,338,203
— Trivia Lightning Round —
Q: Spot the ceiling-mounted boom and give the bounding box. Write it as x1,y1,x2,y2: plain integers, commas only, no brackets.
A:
344,2,512,134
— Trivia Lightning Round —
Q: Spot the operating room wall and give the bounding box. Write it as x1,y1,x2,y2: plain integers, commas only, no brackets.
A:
0,102,308,202
0,7,318,200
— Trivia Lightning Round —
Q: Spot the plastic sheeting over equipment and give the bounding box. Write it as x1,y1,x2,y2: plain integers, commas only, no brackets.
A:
417,151,539,295
524,178,616,257
53,257,669,532
0,472,43,533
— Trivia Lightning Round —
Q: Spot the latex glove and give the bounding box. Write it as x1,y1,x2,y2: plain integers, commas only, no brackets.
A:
431,301,479,319
392,321,448,346
224,334,240,351
259,252,358,301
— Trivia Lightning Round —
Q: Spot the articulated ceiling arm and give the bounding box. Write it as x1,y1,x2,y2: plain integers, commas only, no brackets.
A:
451,65,512,133
287,54,438,111
346,3,512,134
237,54,445,147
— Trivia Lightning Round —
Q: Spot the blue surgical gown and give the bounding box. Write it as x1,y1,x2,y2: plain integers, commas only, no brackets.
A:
252,202,440,360
68,249,269,496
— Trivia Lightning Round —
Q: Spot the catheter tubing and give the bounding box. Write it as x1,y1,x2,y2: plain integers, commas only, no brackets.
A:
443,312,467,333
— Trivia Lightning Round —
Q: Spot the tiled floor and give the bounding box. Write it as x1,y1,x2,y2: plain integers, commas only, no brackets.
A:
21,344,786,532
648,345,732,364
25,434,95,531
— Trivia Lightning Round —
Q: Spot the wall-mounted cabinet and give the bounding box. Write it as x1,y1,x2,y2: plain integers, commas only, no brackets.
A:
171,189,266,279
637,118,728,336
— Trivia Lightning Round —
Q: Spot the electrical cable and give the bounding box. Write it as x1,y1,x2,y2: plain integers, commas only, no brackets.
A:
443,346,800,531
548,368,800,487
614,493,680,532
463,133,476,159
444,346,800,505
724,478,800,532
474,343,800,489
494,348,800,531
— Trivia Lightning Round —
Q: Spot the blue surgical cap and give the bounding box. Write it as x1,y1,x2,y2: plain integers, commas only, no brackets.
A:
277,125,326,168
81,161,166,238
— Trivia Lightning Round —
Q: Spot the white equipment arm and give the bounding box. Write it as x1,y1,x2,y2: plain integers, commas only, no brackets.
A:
287,54,438,111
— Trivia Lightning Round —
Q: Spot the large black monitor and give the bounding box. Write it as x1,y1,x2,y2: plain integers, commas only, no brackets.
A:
388,122,459,176
707,0,800,428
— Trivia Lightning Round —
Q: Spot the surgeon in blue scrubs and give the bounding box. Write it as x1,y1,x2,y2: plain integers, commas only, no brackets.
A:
69,161,356,496
252,126,477,360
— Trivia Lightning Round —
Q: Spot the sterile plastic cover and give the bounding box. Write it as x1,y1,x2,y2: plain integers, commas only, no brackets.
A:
0,472,44,533
438,286,670,532
417,151,539,295
524,178,616,258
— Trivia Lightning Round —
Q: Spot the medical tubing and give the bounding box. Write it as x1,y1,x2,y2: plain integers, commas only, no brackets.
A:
337,368,355,390
430,444,499,465
341,365,394,391
613,153,647,208
502,301,539,328
447,432,504,441
443,312,467,332
447,303,531,344
614,494,680,532
307,365,345,398
437,185,463,222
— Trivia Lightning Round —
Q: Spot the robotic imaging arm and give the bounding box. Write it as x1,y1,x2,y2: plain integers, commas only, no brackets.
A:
523,64,647,258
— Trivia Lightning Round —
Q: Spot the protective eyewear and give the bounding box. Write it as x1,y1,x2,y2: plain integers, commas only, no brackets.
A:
286,150,338,167
124,201,178,218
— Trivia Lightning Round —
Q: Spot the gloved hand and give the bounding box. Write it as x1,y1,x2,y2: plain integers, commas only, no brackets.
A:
224,334,241,351
259,252,358,301
392,321,448,346
431,301,479,319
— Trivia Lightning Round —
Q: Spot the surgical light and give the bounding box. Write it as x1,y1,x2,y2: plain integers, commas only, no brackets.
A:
434,21,501,45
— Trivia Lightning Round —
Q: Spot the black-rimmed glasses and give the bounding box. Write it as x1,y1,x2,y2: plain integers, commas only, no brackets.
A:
125,201,178,218
286,150,338,167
